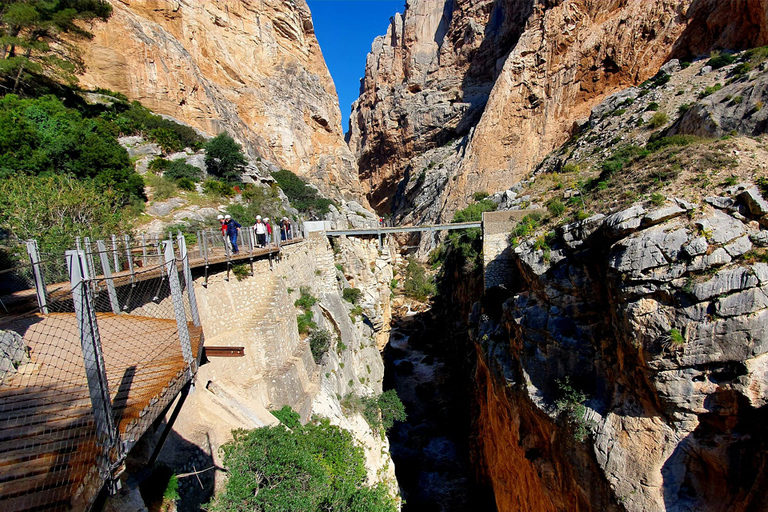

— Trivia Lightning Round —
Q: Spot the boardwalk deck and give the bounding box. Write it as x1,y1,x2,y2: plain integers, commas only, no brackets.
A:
0,313,203,512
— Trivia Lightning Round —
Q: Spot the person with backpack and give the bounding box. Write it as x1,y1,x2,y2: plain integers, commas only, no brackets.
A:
224,214,241,254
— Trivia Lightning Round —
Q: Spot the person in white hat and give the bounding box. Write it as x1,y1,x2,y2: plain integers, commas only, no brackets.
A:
217,214,232,253
253,215,267,248
224,214,241,254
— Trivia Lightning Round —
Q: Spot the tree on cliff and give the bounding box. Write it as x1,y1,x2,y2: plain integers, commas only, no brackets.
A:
0,1,113,92
204,132,248,181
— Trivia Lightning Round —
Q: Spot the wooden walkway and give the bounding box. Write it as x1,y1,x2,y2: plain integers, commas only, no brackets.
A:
0,313,202,511
1,239,302,311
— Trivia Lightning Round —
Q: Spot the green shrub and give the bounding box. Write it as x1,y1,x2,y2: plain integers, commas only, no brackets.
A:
645,102,659,112
309,329,331,363
732,62,753,77
115,101,203,151
163,474,179,504
226,184,285,226
295,286,318,309
203,179,235,197
555,377,593,442
733,96,744,104
390,278,398,290
0,94,145,202
204,133,248,181
562,163,580,173
231,264,250,281
699,83,722,99
677,103,691,116
147,174,177,201
0,172,130,267
403,258,435,301
647,111,669,129
547,198,565,217
175,177,195,191
669,328,685,345
271,168,335,216
208,419,397,512
163,159,203,182
342,287,362,304
472,191,489,201
452,199,497,223
508,212,543,246
650,193,665,206
297,310,316,335
611,108,626,117
271,405,301,429
707,53,736,69
645,134,701,152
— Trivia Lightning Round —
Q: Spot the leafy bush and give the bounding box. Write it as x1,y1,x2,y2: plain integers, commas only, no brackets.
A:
668,328,685,346
677,103,691,115
472,191,489,201
546,199,566,217
0,174,130,263
309,329,331,364
699,83,722,99
645,102,659,112
555,377,592,442
115,101,203,151
226,184,285,226
732,62,753,77
295,286,318,309
342,287,362,304
403,258,435,301
645,134,701,153
146,174,177,201
205,133,248,181
297,310,316,335
650,193,665,206
707,53,736,69
0,94,145,202
208,419,397,512
271,169,334,217
163,159,203,182
452,199,496,223
508,212,543,246
271,405,301,429
203,179,235,197
647,111,669,129
231,264,250,281
562,163,579,173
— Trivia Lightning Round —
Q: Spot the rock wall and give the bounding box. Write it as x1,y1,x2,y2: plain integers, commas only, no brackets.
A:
351,0,768,221
149,234,398,504
471,190,768,511
79,0,362,200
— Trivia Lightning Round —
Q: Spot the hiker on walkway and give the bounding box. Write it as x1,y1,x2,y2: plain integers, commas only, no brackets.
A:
253,215,267,247
225,214,241,254
264,218,273,246
280,217,288,241
217,214,232,252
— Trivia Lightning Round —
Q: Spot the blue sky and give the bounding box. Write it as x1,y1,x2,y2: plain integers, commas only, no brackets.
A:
306,0,405,134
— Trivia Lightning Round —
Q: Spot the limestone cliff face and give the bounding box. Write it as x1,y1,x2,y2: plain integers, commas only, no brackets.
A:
351,0,768,220
471,193,768,511
79,0,361,200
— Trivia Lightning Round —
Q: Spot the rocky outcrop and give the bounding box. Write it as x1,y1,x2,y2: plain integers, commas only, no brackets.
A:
79,0,362,201
147,232,398,505
351,0,768,222
472,188,768,511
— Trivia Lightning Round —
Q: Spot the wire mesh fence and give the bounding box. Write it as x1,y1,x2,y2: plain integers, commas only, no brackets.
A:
0,236,201,512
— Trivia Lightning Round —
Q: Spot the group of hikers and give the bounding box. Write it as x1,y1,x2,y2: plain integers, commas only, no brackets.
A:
216,214,293,254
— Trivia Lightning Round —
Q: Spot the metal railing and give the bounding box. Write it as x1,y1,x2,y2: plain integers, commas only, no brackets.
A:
0,234,202,511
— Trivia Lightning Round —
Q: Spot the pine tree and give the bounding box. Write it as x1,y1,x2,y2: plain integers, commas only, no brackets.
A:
0,1,113,92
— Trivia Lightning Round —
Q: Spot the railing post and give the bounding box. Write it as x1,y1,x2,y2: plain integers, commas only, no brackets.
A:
177,233,200,327
124,235,135,284
84,237,97,293
111,234,120,272
96,240,121,315
163,241,194,368
141,233,147,267
25,240,48,314
66,250,117,485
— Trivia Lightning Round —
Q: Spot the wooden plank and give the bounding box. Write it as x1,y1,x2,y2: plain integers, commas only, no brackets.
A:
204,346,245,358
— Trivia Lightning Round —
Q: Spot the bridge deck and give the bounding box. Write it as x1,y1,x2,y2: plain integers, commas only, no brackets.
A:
0,313,202,512
1,239,302,310
325,222,481,236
